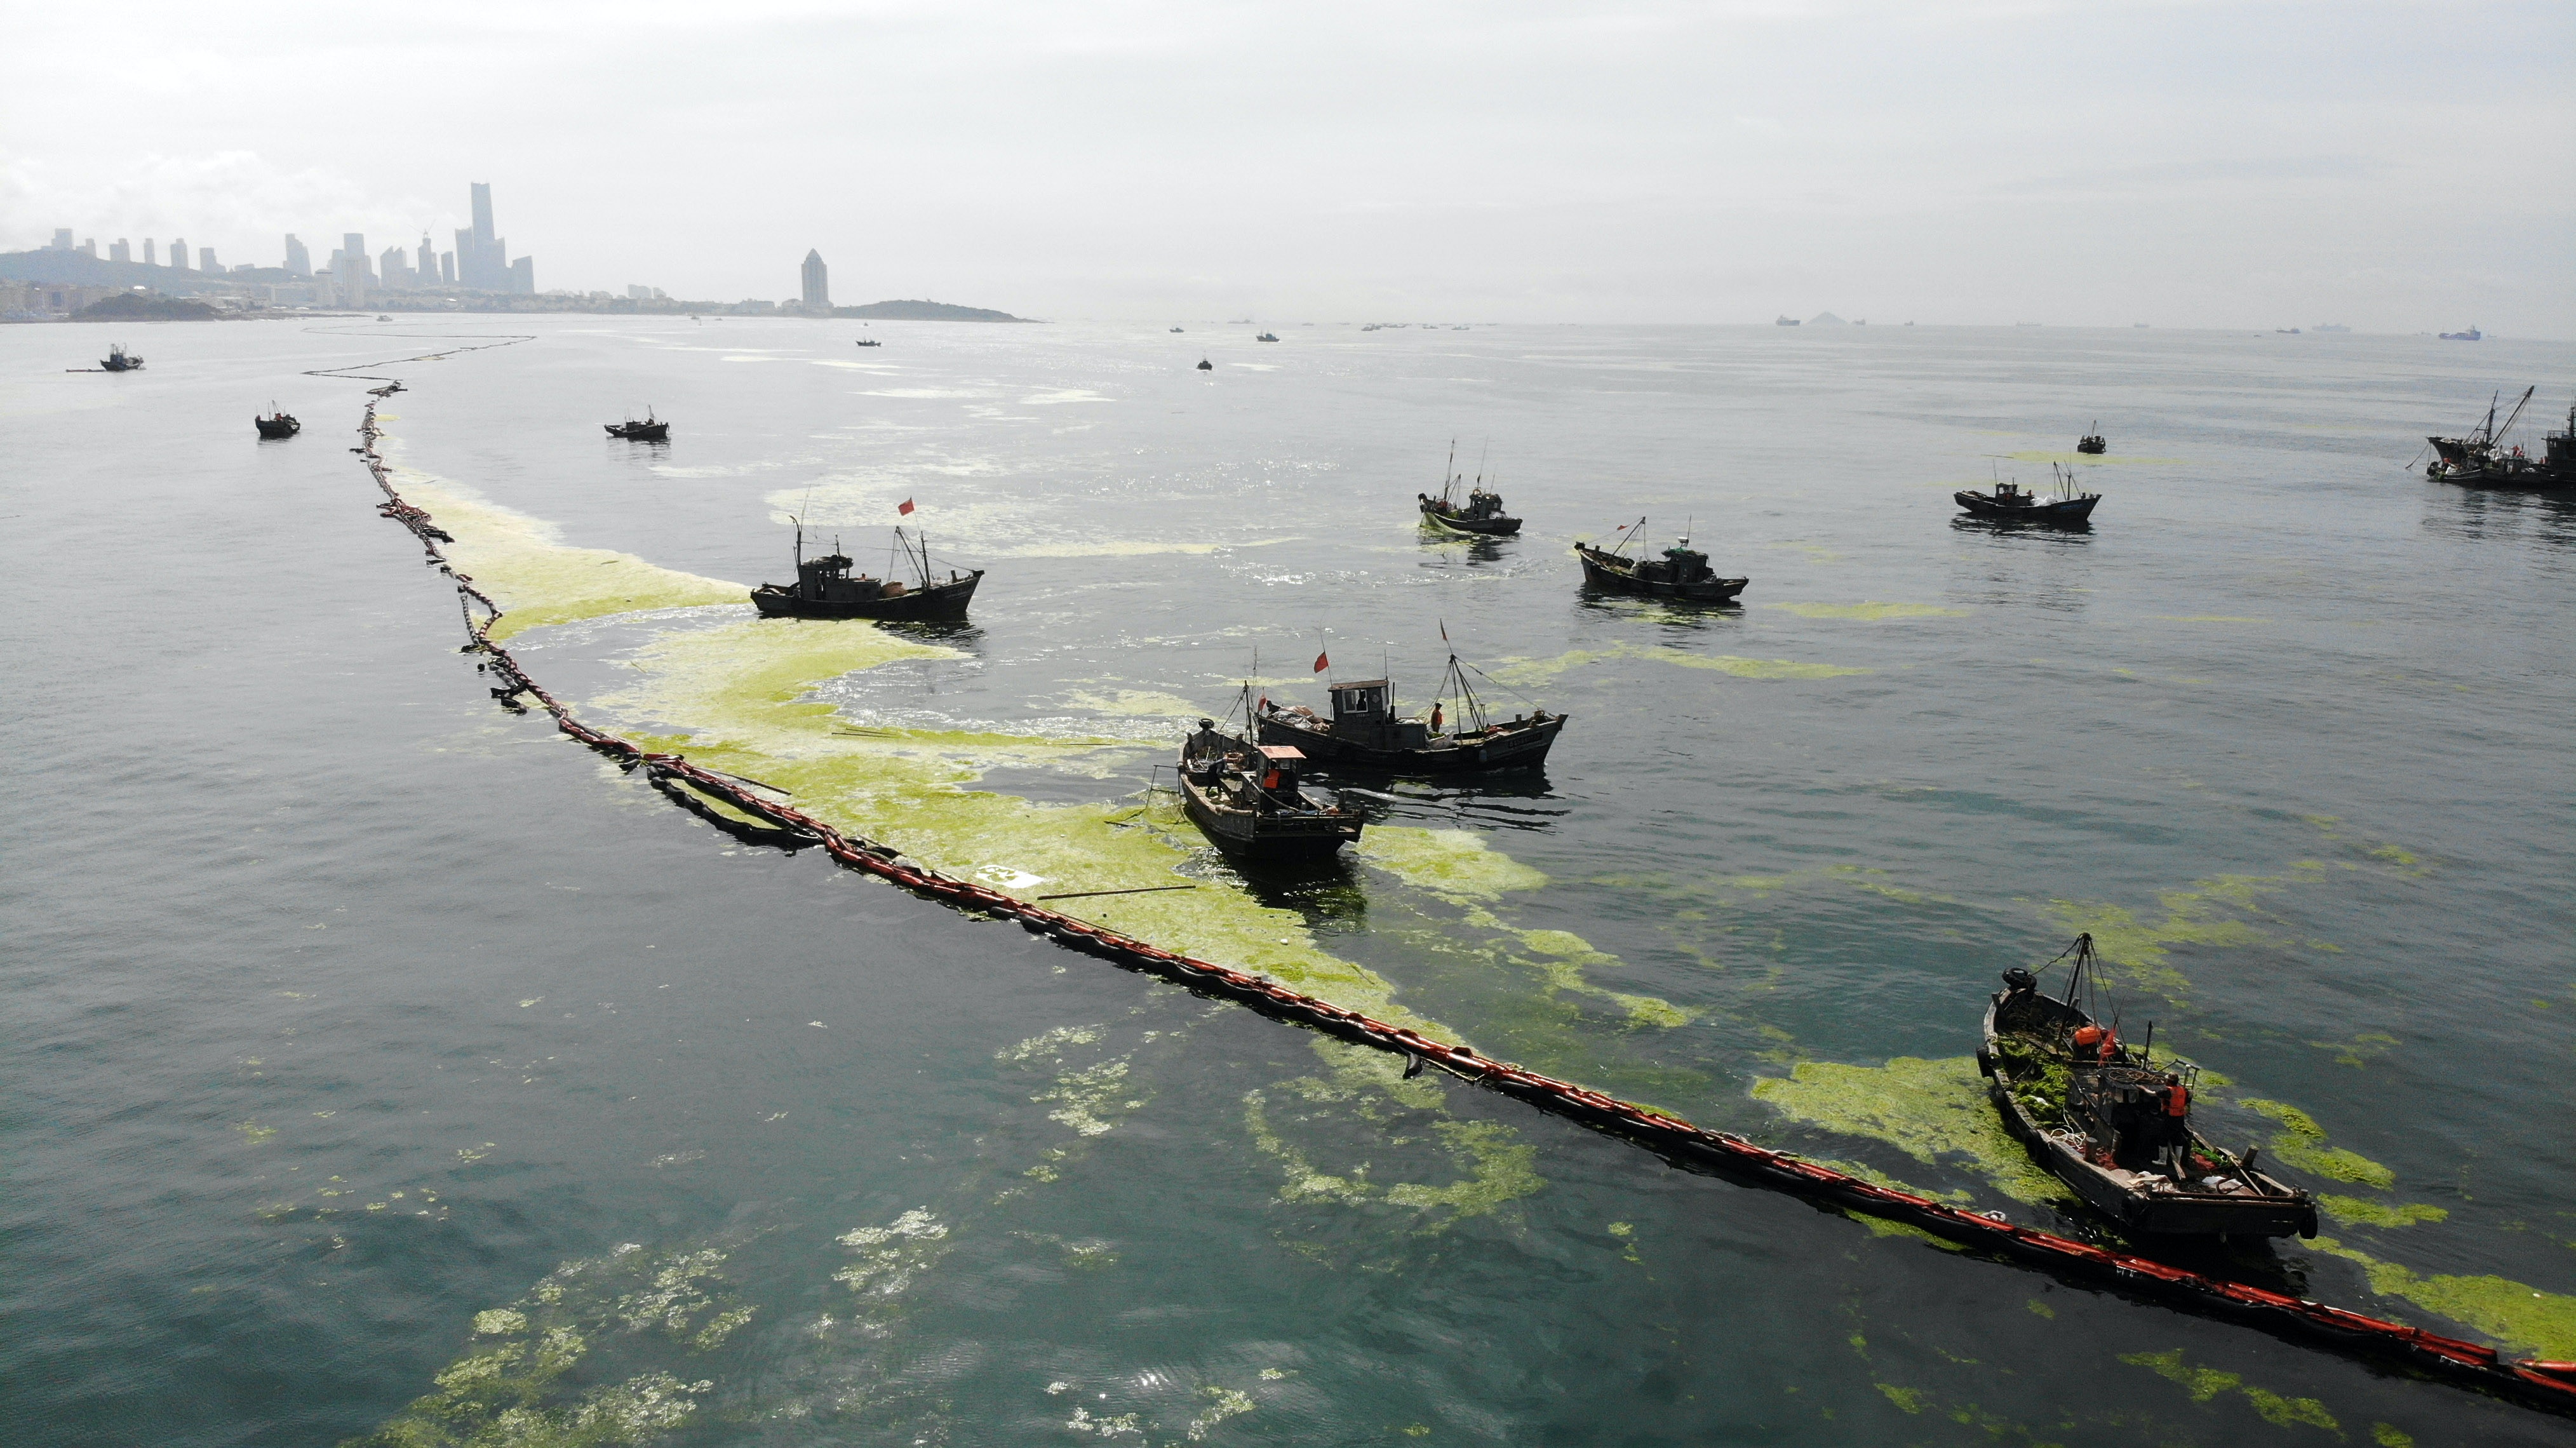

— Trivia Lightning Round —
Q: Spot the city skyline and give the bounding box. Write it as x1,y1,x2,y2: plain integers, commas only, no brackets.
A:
1,3,2567,332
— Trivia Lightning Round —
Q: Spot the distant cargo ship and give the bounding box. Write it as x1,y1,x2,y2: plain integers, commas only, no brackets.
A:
2439,325,2483,341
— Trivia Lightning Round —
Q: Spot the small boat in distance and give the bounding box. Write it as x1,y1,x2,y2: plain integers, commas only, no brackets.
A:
254,406,300,439
100,344,143,372
1982,934,2319,1238
1179,693,1362,859
1256,332,1280,342
750,519,983,621
854,339,882,347
1955,465,2100,525
1774,315,1800,326
1418,443,1522,537
1170,326,1184,333
2439,326,2483,341
1258,640,1564,774
1573,520,1747,603
605,410,669,441
2077,423,2107,455
1196,358,1214,371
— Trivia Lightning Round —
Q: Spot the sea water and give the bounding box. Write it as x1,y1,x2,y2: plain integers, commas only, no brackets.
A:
3,317,2570,1445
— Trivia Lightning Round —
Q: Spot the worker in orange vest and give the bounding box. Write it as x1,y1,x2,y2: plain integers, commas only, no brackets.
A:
2071,1023,2105,1061
2159,1074,2190,1162
2095,1026,2122,1064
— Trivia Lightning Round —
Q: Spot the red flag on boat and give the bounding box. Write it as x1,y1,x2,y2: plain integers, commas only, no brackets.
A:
897,499,915,516
1313,651,1329,673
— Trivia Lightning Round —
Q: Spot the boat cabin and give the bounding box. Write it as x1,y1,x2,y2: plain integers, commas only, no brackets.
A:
1633,544,1717,585
1327,678,1433,749
789,551,903,603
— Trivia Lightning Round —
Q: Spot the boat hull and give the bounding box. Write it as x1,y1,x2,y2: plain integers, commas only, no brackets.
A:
1177,777,1360,857
254,417,300,439
1257,711,1562,774
1420,506,1522,537
1954,491,2100,523
750,572,982,621
605,422,670,441
1573,544,1747,603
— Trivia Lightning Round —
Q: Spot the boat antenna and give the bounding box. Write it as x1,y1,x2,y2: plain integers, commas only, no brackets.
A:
1441,438,1457,505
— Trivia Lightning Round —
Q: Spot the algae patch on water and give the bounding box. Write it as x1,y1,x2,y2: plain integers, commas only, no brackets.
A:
400,477,744,641
2117,1349,2339,1431
2309,1238,2576,1359
1751,1056,2067,1205
592,619,1452,1036
1494,641,1868,688
1358,826,1548,900
1764,601,1969,622
2237,1099,2395,1187
1243,1042,1542,1231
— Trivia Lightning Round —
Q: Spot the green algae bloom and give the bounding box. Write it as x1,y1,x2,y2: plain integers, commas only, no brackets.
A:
399,477,742,641
2309,1237,2576,1358
1493,641,1868,688
2119,1349,2338,1431
1750,1056,2068,1205
2237,1099,2396,1187
2319,1196,2448,1228
1357,826,1548,899
1764,601,1968,622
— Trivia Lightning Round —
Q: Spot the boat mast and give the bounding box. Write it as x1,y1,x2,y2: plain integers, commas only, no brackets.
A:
2495,385,2537,446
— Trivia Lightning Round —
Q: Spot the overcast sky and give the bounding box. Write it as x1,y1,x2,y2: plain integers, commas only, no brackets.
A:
4,1,2568,332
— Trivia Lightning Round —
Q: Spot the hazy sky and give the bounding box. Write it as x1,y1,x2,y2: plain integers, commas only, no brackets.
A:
4,1,2568,332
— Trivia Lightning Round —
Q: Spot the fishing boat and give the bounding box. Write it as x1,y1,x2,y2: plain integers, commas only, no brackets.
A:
2077,423,2107,455
1256,332,1280,342
253,408,300,439
1417,443,1522,537
1955,466,2100,523
605,410,669,441
854,339,882,347
1573,520,1747,603
1774,315,1800,326
1980,935,2319,1239
100,344,143,372
1196,358,1214,371
1170,326,1184,333
1177,698,1362,858
749,520,983,621
2425,387,2570,488
1257,643,1564,774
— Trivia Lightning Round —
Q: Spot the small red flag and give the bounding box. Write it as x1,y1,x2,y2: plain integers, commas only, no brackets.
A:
897,498,915,516
1313,651,1329,673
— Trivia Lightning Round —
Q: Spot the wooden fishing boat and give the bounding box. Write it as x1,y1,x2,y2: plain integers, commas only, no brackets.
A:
2077,422,2107,454
1178,717,1361,858
1573,520,1746,603
1417,443,1522,536
1979,934,2318,1239
2427,387,2572,488
750,521,983,621
253,408,300,439
100,344,143,372
1955,466,2100,523
1256,332,1280,342
1196,358,1214,371
605,410,669,441
854,339,882,347
1258,647,1563,774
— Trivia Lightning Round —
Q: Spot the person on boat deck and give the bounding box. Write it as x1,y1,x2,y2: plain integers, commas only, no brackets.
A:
2072,1022,2105,1060
1430,703,1444,733
2157,1074,2192,1163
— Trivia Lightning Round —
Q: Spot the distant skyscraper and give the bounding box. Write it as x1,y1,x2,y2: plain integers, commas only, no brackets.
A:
284,234,311,276
417,236,436,285
471,183,494,243
51,228,73,250
143,239,158,265
343,232,366,266
380,245,412,290
333,250,369,305
457,182,525,291
439,251,455,285
509,255,535,294
199,246,218,272
801,250,829,310
109,239,131,263
79,238,96,257
171,238,189,271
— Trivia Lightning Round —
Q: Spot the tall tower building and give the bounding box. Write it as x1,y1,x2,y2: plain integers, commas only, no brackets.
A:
417,235,436,285
284,234,311,276
51,229,73,250
471,183,495,245
109,239,131,263
439,251,455,285
199,246,219,272
459,182,525,291
343,232,366,266
171,238,189,271
801,250,829,311
144,239,158,265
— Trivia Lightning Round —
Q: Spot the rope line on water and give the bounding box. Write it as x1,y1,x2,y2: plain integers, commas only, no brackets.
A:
344,387,2576,1418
